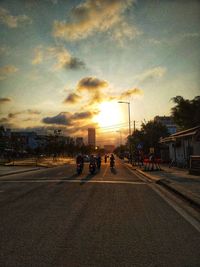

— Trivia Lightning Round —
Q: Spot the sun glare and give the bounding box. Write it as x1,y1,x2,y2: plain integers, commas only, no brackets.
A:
94,101,123,128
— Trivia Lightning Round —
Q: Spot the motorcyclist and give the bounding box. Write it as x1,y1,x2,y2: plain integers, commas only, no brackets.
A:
110,154,115,168
89,155,96,174
96,154,102,170
76,153,84,167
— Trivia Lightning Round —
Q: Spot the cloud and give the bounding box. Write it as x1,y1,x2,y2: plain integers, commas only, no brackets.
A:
77,77,108,91
42,110,96,126
72,111,94,120
26,109,41,115
0,97,12,104
32,47,43,65
136,66,167,83
53,0,139,43
0,110,41,126
42,112,72,125
0,117,9,123
64,93,81,104
0,65,18,80
0,7,32,28
32,46,85,70
77,76,109,105
47,46,86,70
120,88,143,99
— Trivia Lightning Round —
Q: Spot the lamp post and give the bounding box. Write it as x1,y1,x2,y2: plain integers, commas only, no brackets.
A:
118,101,132,163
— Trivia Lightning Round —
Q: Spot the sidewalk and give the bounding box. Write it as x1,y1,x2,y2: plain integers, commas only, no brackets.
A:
135,164,200,209
0,157,75,177
2,157,74,167
0,166,41,177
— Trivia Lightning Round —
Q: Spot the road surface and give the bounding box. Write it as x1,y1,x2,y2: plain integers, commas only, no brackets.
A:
0,158,200,267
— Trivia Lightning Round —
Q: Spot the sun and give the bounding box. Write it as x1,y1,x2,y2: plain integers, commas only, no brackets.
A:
93,101,123,128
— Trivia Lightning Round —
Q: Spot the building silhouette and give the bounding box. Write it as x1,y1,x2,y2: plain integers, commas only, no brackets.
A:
88,128,96,147
76,137,84,147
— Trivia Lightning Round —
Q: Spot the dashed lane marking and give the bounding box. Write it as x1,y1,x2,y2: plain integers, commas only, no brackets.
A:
102,164,109,177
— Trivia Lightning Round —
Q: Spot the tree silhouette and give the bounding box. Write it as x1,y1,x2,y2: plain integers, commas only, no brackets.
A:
171,96,200,129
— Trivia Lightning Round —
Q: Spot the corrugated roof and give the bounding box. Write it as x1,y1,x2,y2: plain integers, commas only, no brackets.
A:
160,125,200,143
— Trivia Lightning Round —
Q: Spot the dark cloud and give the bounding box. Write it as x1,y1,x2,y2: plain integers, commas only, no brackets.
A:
42,112,71,125
40,46,86,71
64,93,81,104
0,97,12,103
66,57,86,70
77,77,108,91
42,110,97,126
72,111,93,120
8,113,19,119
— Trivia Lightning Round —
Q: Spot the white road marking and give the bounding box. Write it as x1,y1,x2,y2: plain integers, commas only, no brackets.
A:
151,184,200,233
0,179,145,185
124,164,200,233
102,164,109,177
124,165,152,183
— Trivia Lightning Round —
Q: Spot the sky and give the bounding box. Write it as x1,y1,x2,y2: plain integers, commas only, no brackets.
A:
0,0,200,145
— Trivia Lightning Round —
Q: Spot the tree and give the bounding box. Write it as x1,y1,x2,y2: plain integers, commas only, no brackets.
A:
130,121,169,155
171,96,200,129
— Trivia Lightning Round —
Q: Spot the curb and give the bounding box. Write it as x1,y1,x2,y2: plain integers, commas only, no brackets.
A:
156,179,200,211
135,168,200,211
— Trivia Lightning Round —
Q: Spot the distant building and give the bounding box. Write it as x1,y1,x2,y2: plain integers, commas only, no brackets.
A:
76,137,84,147
154,116,177,134
88,128,96,147
104,145,115,153
11,131,38,150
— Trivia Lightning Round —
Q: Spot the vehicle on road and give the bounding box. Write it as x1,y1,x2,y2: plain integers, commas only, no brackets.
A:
77,162,84,175
89,162,96,174
110,154,115,169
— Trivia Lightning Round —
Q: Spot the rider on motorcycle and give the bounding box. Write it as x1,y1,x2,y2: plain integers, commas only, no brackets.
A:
89,155,96,174
110,154,115,168
76,153,84,172
96,154,102,170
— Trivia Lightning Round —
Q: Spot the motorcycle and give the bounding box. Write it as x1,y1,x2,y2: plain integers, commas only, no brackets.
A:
110,159,115,169
77,163,83,175
96,158,101,170
89,162,96,174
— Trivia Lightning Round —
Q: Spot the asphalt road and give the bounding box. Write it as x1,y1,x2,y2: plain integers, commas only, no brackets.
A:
0,158,200,267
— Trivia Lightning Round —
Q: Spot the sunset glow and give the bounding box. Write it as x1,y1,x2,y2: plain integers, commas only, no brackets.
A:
94,102,123,128
0,0,199,141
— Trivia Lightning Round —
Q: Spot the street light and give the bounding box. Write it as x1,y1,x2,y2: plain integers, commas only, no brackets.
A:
118,101,132,163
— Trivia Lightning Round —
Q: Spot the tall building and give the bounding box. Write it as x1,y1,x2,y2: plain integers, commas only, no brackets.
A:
154,116,177,134
88,128,96,147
